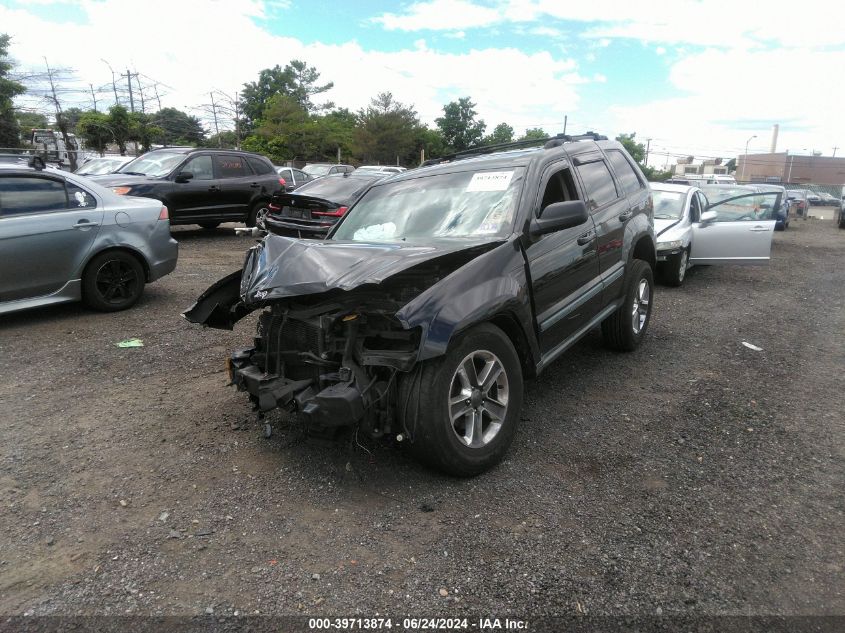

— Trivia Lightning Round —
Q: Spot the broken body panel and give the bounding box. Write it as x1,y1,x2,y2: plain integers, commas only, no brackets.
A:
183,233,534,438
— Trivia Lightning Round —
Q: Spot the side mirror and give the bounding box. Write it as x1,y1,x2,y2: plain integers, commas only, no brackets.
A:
175,171,194,183
700,210,718,223
530,200,589,237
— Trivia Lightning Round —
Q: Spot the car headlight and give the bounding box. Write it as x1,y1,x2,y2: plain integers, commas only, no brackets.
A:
657,240,684,251
111,186,132,195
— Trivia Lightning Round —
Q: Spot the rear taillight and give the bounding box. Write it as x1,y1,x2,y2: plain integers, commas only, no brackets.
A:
312,206,348,218
158,206,169,220
268,203,281,211
278,178,287,188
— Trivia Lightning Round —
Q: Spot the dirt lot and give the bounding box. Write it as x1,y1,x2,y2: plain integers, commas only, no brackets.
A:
0,218,843,619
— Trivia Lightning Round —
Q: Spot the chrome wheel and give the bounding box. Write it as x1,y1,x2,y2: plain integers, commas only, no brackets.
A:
254,206,270,229
678,250,688,282
631,278,650,334
448,350,509,448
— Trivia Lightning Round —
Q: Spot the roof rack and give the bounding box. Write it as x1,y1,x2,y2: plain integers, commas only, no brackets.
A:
421,131,608,167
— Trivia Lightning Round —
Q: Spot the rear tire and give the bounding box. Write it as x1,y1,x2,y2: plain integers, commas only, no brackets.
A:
247,201,270,228
82,250,145,312
602,259,653,352
399,323,523,477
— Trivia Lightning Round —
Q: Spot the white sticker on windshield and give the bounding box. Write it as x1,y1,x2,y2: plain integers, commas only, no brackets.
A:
353,222,397,241
466,171,514,192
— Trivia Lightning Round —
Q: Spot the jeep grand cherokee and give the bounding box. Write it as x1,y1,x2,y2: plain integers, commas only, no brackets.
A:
185,133,656,476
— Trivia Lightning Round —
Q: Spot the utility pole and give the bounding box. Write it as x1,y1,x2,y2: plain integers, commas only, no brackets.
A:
563,115,567,136
136,77,146,114
153,84,163,111
645,138,652,167
233,89,241,149
101,59,119,106
121,69,138,112
209,92,220,142
833,146,839,158
89,83,98,112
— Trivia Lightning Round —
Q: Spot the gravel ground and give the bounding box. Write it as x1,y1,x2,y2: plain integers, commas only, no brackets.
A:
0,218,843,620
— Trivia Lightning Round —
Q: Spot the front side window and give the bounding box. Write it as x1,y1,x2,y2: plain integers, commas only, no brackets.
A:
606,150,643,194
183,155,214,180
539,167,577,212
215,155,248,178
709,192,780,221
0,176,68,215
333,168,525,242
575,160,619,210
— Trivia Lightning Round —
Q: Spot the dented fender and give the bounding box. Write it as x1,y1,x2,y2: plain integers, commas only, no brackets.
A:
396,237,539,365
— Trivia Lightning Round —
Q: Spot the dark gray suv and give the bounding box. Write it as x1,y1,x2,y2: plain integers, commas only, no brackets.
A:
186,133,656,476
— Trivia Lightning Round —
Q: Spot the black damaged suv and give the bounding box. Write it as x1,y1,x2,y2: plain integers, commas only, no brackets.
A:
186,133,656,476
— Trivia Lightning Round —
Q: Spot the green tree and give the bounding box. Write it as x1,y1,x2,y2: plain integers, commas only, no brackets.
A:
354,92,419,165
107,105,131,155
287,59,334,113
151,107,205,146
414,125,446,164
436,97,486,152
245,94,312,163
0,34,26,148
63,106,85,133
484,122,514,145
76,111,112,155
241,65,294,130
129,112,163,153
204,130,239,149
15,110,48,132
518,127,547,141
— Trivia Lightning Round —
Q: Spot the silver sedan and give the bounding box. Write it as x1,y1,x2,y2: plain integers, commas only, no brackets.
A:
651,182,778,287
0,160,177,315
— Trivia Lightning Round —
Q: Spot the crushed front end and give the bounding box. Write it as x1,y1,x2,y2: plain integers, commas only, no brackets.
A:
227,297,420,437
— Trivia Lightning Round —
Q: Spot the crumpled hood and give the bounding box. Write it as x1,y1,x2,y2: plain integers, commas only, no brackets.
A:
240,234,504,304
653,218,677,236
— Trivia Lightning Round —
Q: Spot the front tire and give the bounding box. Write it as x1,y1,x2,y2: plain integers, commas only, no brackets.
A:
82,251,145,312
602,259,654,351
399,323,523,477
660,248,688,287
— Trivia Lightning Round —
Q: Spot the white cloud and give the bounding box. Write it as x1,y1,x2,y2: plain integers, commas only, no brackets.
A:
373,0,501,32
1,1,586,133
607,47,845,164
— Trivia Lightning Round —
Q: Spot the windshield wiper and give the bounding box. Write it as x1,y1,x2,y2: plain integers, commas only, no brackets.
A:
119,171,148,176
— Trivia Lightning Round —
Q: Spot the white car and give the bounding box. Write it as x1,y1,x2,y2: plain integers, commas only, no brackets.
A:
355,165,407,175
651,182,779,286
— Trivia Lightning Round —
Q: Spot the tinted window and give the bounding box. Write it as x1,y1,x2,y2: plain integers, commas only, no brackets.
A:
246,156,273,175
183,155,214,180
606,150,643,194
576,160,619,209
292,169,309,180
539,168,577,211
215,154,248,178
0,176,67,215
66,182,97,209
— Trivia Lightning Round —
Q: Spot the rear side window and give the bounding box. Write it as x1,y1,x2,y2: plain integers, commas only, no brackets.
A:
0,176,68,215
575,160,619,209
605,150,643,194
246,157,273,175
66,182,97,209
215,154,248,178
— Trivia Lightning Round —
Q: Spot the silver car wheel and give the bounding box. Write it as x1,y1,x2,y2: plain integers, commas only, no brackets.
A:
448,350,509,449
631,278,650,334
255,206,270,229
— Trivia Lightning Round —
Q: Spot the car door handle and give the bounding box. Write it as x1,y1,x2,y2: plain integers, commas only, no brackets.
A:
749,226,770,232
249,182,260,188
618,211,632,222
72,220,99,229
577,230,595,245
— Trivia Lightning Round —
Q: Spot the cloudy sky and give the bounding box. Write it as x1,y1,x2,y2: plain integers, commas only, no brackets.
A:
2,0,842,166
